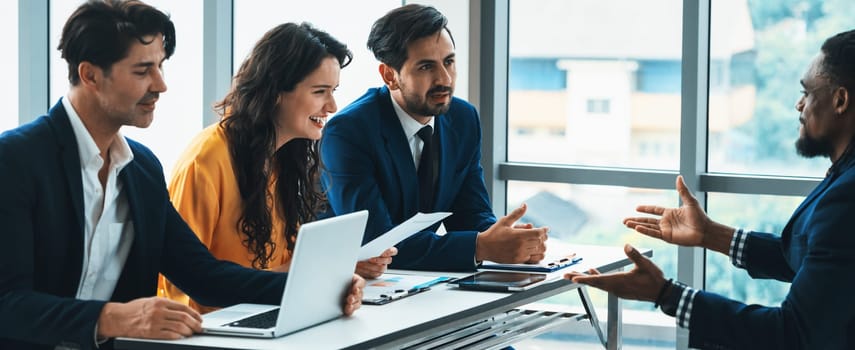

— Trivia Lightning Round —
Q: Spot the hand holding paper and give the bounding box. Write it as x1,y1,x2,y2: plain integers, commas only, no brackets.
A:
356,247,398,279
358,212,452,260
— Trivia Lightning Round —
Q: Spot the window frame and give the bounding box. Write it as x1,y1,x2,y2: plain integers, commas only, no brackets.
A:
478,1,820,349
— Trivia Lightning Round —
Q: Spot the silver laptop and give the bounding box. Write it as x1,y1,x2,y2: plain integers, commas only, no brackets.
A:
201,210,368,338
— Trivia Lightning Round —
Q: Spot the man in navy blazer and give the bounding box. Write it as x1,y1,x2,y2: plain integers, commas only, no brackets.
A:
567,29,855,349
321,4,548,271
0,2,362,349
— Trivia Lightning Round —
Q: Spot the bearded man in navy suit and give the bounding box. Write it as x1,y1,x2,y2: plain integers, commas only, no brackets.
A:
321,4,549,271
568,29,855,350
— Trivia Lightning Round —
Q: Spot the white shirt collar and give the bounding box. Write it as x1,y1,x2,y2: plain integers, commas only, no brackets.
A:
390,92,435,140
62,95,134,171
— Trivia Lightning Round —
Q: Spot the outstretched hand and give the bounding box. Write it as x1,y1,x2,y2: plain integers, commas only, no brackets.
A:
564,244,664,302
624,176,735,254
623,175,710,247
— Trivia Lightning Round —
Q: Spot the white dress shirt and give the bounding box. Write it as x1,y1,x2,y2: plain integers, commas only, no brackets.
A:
62,96,135,302
389,93,450,237
390,93,435,169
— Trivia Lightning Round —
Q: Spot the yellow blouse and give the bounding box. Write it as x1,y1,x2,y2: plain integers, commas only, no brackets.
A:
157,123,290,313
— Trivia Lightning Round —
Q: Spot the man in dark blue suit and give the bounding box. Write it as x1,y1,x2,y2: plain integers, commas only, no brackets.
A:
0,2,363,349
321,4,549,271
567,29,855,349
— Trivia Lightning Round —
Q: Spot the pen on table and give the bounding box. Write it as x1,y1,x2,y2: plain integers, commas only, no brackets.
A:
380,287,430,301
563,256,583,266
557,253,577,264
545,254,581,268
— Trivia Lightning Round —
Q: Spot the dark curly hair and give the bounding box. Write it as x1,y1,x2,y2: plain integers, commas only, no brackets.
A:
820,29,855,91
216,23,352,269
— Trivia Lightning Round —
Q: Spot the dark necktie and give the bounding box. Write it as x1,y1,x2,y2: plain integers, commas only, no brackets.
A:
417,125,437,212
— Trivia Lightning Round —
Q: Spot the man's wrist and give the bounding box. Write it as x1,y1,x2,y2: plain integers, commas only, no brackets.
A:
703,221,736,255
474,231,486,262
659,280,686,317
653,278,673,308
97,302,118,339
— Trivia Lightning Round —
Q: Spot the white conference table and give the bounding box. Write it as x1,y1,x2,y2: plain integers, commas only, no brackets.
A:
116,244,649,350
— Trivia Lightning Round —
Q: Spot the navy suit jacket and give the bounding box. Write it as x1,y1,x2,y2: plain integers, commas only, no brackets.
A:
0,101,286,350
321,87,496,271
689,154,855,349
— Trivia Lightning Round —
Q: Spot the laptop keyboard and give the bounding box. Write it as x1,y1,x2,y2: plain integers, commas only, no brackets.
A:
224,308,280,329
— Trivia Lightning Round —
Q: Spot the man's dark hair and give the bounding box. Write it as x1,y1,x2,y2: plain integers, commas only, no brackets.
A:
820,29,855,91
58,0,176,85
367,4,454,71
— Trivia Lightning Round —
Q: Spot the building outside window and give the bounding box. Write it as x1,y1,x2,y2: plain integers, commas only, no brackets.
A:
586,99,611,114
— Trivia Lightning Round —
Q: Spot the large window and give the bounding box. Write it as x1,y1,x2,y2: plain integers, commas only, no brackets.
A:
0,1,18,133
49,0,204,176
506,1,684,347
497,0,853,348
508,0,683,170
707,0,853,177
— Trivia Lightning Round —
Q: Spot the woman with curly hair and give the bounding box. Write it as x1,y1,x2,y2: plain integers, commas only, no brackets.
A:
159,22,395,312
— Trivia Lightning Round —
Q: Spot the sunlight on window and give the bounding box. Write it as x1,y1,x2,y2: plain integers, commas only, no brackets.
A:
508,0,682,170
708,0,853,177
0,1,18,133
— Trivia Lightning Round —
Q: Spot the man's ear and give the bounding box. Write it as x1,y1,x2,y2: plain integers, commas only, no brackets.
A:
833,86,850,116
78,61,99,87
379,63,399,90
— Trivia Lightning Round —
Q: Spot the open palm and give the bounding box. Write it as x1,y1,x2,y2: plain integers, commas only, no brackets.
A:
623,176,709,247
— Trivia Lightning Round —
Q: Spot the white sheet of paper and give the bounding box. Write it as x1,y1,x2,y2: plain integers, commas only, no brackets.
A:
358,212,452,260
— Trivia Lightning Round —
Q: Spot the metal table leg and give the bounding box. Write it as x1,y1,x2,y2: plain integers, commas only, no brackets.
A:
606,268,623,350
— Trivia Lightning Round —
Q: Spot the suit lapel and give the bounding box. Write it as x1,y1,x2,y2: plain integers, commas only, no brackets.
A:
47,101,87,294
378,87,419,215
113,158,149,300
792,176,831,218
48,103,86,248
781,173,833,247
783,156,855,246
